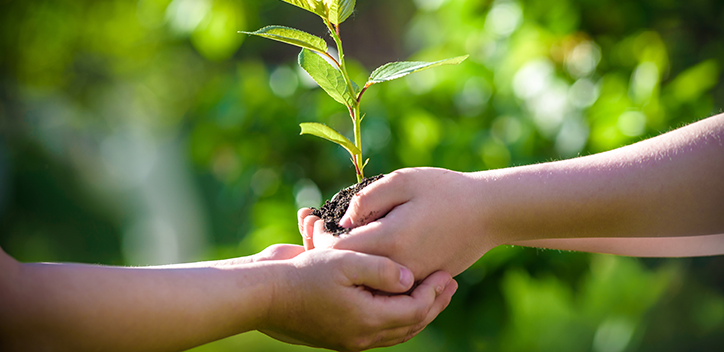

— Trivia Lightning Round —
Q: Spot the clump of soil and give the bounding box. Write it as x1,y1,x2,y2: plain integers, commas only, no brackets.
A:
311,174,384,236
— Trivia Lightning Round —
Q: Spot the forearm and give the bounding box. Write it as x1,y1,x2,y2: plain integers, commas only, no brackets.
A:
0,258,276,352
512,235,724,257
475,114,724,248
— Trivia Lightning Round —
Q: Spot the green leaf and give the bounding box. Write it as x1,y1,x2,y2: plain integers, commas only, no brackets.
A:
367,55,469,85
298,49,356,107
282,0,326,18
325,0,355,25
239,26,328,54
300,122,361,157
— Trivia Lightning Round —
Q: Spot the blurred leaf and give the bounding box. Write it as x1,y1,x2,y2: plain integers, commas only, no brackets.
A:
300,122,360,157
191,0,245,61
367,55,469,85
298,49,355,106
282,0,326,18
669,59,720,103
239,26,328,55
325,0,356,25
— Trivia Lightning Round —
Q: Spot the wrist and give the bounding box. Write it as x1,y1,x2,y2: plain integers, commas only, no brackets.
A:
221,261,286,333
470,160,590,245
254,260,299,331
466,164,550,247
464,170,508,251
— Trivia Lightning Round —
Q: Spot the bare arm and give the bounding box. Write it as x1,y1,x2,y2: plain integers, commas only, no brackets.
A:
511,235,724,257
0,245,456,352
485,113,724,244
307,114,724,279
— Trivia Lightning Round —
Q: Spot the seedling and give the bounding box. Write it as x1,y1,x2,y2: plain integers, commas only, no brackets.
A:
241,0,467,183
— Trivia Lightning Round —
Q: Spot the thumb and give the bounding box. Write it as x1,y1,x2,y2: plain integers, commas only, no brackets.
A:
341,252,415,294
339,172,411,229
256,244,306,261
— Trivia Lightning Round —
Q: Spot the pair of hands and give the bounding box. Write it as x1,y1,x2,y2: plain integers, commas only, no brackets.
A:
260,167,498,350
298,168,494,280
250,244,457,351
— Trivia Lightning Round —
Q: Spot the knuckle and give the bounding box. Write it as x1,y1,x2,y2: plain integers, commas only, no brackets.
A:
413,305,430,323
376,259,397,285
386,169,408,183
405,326,419,341
402,330,418,344
303,215,316,230
387,169,415,195
296,207,309,220
348,192,366,214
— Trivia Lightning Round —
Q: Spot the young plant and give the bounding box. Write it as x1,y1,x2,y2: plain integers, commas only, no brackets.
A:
240,0,467,183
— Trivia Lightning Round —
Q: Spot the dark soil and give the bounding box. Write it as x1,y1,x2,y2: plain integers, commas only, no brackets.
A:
311,174,384,236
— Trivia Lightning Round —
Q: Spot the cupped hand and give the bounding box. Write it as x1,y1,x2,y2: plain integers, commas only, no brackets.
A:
262,249,457,351
298,168,497,280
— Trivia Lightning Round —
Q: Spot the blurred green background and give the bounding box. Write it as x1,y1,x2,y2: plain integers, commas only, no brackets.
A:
1,0,723,351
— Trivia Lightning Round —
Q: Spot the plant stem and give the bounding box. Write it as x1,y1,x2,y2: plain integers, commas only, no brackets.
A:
357,82,372,103
327,22,357,110
353,103,364,182
327,20,365,183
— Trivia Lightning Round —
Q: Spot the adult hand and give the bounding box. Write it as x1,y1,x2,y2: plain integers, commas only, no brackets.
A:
262,249,457,351
298,168,498,280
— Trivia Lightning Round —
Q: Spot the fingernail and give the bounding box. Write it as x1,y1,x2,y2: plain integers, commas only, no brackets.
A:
448,279,458,293
435,285,444,295
399,267,413,288
437,278,454,295
339,213,351,229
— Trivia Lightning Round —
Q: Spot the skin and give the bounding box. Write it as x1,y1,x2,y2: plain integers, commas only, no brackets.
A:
300,113,724,280
0,244,457,352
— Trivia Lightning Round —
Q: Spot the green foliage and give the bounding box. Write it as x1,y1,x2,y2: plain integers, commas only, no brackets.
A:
297,48,355,106
368,55,469,85
326,0,356,25
299,122,360,158
281,0,326,18
239,26,328,55
242,0,466,182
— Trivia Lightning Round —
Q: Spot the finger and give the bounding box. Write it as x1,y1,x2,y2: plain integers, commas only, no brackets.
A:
330,220,397,257
339,171,413,229
341,252,415,294
302,215,319,250
350,324,422,351
413,275,457,326
362,274,457,348
371,271,455,328
297,208,313,236
368,324,425,349
410,271,454,301
312,219,338,250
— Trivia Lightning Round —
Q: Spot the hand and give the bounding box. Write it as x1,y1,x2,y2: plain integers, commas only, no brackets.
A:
298,168,496,280
185,244,306,268
262,249,457,351
249,244,306,262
